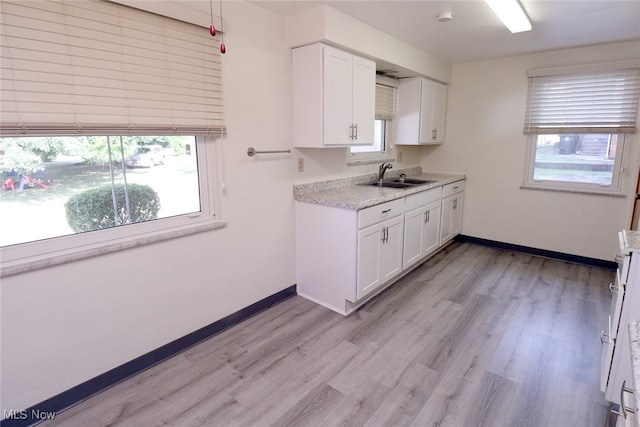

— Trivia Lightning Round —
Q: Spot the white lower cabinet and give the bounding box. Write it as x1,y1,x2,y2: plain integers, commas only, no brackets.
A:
441,181,464,244
602,235,639,425
357,214,404,299
296,180,465,316
403,188,442,269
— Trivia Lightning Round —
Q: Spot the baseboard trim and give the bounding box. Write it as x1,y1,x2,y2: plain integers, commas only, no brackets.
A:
456,235,617,270
1,285,297,427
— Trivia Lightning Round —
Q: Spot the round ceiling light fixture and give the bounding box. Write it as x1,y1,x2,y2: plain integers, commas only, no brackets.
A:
437,11,453,22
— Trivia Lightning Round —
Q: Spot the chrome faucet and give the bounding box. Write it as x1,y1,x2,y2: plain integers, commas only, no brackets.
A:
378,162,393,182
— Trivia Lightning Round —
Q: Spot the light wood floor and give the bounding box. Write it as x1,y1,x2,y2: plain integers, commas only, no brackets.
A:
42,242,615,427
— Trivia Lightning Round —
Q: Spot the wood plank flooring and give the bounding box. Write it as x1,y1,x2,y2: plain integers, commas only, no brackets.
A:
41,242,615,427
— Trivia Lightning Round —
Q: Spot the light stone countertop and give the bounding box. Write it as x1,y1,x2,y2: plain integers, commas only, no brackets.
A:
620,230,640,254
630,320,640,426
294,168,466,210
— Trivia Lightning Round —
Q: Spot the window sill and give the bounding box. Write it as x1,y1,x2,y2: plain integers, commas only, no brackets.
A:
0,219,227,278
347,156,394,167
520,184,625,197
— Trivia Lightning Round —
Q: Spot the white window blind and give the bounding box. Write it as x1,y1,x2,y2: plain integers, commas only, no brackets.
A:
523,68,640,134
0,0,225,136
375,83,396,121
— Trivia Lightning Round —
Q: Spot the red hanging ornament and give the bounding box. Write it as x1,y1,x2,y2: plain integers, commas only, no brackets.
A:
219,0,226,54
210,0,226,54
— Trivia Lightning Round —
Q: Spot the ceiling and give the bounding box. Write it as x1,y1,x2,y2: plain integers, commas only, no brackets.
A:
250,0,640,64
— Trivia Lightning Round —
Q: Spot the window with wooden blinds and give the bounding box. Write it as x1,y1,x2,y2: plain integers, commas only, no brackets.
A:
0,0,225,136
375,83,396,121
524,67,640,134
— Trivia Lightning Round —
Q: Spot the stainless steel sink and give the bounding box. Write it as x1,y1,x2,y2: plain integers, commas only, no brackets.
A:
362,181,414,189
388,178,438,185
359,177,439,189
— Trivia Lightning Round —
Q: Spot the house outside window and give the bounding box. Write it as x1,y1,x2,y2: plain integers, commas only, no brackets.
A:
0,0,225,274
0,135,202,247
522,66,639,195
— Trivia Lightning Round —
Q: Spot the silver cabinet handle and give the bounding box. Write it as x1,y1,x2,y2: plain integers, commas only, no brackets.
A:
431,129,437,139
453,199,457,210
600,330,609,344
354,123,358,140
621,380,636,418
382,209,391,214
380,227,388,244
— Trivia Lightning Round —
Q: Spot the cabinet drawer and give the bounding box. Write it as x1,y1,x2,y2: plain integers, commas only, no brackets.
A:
358,199,404,229
442,180,465,198
405,187,442,212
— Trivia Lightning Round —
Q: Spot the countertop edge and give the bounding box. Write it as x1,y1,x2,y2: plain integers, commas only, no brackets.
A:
294,171,466,210
620,230,640,254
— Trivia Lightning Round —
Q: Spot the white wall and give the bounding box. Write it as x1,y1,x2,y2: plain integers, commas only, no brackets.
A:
421,41,640,260
286,5,452,83
0,0,297,413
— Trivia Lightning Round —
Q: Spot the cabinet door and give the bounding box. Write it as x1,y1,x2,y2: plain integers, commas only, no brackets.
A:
441,193,463,244
323,46,352,146
395,77,421,145
431,83,447,143
440,196,454,244
379,216,404,283
351,55,376,145
423,201,442,255
601,315,616,392
403,206,426,269
403,201,441,269
396,77,447,145
357,223,383,299
450,193,463,236
419,80,435,143
357,216,403,300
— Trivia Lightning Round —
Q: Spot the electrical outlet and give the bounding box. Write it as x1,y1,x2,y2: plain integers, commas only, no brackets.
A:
297,158,304,173
397,151,403,162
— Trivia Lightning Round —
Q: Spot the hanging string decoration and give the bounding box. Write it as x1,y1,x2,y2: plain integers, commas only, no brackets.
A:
209,0,226,53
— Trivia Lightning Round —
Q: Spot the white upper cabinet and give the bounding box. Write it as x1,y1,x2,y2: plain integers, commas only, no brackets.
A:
396,77,447,145
292,43,376,147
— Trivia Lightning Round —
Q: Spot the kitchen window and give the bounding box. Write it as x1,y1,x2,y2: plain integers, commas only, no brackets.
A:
349,80,397,163
0,0,225,275
522,65,639,194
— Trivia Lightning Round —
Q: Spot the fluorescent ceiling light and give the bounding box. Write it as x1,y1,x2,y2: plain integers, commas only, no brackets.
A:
484,0,532,33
